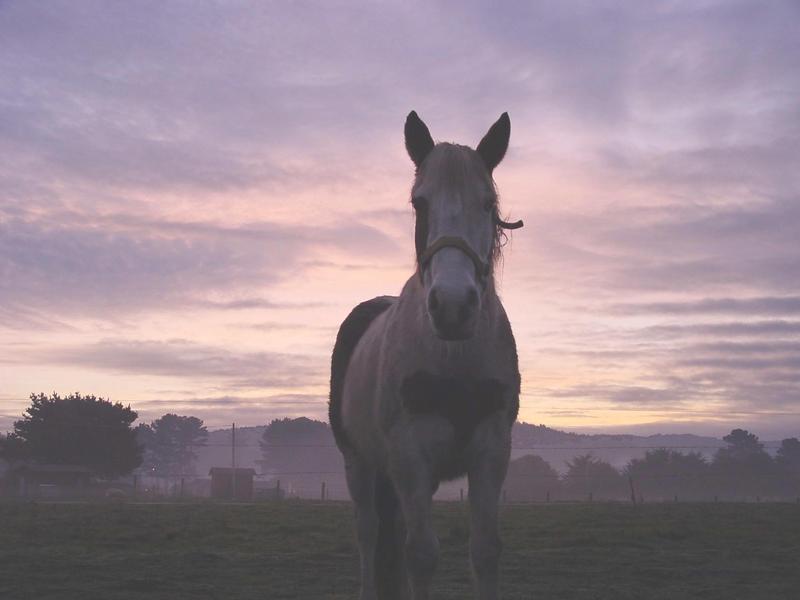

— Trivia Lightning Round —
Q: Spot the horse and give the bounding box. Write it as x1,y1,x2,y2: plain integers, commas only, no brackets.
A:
329,111,522,600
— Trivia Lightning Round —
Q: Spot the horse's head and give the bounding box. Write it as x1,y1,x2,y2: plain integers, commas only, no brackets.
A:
405,111,520,341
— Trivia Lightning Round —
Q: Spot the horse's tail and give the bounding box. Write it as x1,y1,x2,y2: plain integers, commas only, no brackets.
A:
375,473,407,600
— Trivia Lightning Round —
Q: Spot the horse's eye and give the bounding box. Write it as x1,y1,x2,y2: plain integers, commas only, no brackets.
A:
411,196,428,211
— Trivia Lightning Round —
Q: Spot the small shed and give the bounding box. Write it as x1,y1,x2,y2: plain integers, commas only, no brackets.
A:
209,467,255,500
10,463,93,498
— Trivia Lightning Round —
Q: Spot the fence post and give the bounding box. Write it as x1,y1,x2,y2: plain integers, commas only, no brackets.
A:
502,489,507,503
628,476,636,505
674,494,678,503
321,481,326,501
180,477,185,498
588,492,593,503
133,475,138,499
276,479,281,500
460,488,464,502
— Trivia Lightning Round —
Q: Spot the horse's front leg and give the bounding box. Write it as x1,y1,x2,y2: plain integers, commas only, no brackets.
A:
344,456,379,600
468,415,511,600
389,444,439,600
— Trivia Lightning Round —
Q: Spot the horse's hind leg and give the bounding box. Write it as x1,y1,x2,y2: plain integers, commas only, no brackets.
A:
345,455,379,600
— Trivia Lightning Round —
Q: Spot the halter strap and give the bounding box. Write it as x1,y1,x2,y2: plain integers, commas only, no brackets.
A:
418,236,491,281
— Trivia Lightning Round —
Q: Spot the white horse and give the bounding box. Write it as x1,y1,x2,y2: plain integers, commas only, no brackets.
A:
330,111,522,600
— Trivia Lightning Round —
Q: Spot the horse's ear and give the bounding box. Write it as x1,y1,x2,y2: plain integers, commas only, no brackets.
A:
476,113,510,173
405,111,434,168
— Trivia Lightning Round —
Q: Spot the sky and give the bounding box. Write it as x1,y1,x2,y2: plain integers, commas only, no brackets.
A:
1,0,799,438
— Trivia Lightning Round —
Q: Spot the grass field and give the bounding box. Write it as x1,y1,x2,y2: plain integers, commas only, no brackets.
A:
1,500,799,599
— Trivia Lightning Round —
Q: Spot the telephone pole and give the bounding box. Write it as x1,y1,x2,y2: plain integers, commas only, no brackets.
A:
231,422,236,500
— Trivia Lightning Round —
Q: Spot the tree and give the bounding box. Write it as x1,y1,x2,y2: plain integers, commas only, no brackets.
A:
137,414,208,476
562,454,625,500
13,392,141,478
775,437,800,497
624,449,709,501
259,417,343,495
0,432,29,464
504,454,561,501
711,429,777,498
718,429,765,460
260,417,341,472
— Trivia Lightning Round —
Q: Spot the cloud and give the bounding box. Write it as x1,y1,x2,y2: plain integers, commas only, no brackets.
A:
642,321,800,339
33,338,326,389
132,393,329,427
0,213,399,319
1,1,799,434
543,384,691,407
610,296,800,317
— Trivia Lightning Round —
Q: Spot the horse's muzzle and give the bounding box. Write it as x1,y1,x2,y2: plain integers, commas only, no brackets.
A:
427,283,480,340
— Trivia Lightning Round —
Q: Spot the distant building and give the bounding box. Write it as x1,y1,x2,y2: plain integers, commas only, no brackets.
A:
209,467,255,500
6,463,94,498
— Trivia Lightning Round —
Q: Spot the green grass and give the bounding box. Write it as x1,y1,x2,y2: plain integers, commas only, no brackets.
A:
1,500,799,599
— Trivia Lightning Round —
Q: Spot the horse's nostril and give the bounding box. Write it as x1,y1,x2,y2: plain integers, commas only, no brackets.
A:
428,290,439,313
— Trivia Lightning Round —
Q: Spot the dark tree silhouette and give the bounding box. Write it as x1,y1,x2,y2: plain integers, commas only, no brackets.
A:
504,454,560,501
0,432,29,464
562,454,625,500
13,392,141,478
718,429,766,459
711,428,777,498
137,414,208,476
776,437,800,496
624,449,709,501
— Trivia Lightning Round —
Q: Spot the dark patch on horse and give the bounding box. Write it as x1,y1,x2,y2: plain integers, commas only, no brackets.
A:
400,370,506,447
329,296,394,450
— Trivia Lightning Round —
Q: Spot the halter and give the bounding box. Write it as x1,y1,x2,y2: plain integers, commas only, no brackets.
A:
418,236,491,281
417,216,524,283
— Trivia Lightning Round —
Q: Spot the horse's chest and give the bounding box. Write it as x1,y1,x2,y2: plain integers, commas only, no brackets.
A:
399,370,507,447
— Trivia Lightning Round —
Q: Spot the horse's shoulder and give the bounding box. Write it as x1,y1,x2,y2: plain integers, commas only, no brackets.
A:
329,296,396,449
492,299,521,420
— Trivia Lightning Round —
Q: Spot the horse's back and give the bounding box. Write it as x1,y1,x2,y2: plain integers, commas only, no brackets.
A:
329,296,395,451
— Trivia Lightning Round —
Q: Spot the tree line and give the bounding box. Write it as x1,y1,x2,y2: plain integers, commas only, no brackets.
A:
2,393,799,501
0,393,336,480
505,430,800,501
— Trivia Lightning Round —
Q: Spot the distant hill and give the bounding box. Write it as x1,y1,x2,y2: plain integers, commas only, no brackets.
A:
511,422,726,472
190,419,777,499
196,421,772,474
